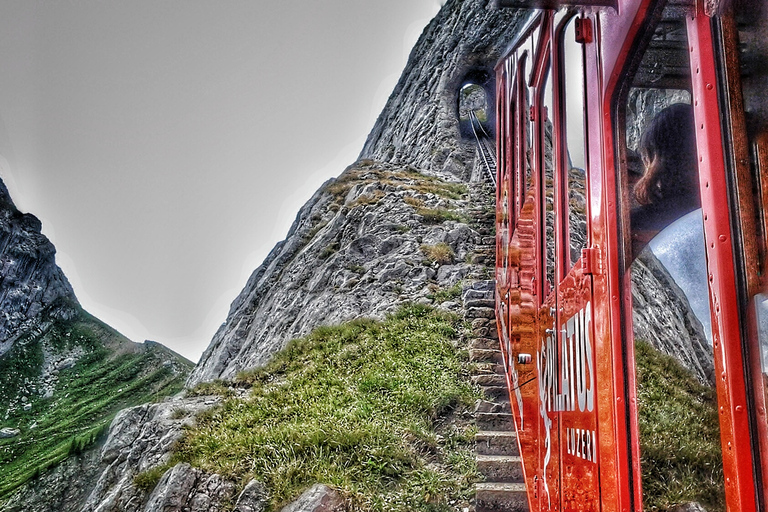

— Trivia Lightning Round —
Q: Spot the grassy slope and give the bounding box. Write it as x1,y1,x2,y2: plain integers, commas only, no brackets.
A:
635,340,725,511
170,304,479,511
0,308,193,499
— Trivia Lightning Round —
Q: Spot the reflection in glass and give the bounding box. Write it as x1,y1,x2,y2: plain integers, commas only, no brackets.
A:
542,70,556,294
563,18,588,267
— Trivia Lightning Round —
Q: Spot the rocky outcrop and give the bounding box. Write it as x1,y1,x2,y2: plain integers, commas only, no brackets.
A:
189,0,528,387
360,0,530,182
188,162,481,386
0,178,78,357
78,396,224,512
279,484,344,512
1,443,103,512
631,248,714,384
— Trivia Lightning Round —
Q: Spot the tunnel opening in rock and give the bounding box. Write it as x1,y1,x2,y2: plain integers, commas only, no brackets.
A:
456,68,495,139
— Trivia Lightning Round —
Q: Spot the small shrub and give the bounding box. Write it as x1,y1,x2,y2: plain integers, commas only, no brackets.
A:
347,264,366,275
420,243,455,265
188,380,234,398
429,283,463,304
403,196,425,208
415,207,465,225
411,182,467,200
351,190,385,208
133,464,172,492
170,407,190,420
320,242,340,259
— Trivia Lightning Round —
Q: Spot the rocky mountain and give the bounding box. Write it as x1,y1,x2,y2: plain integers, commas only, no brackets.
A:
189,0,529,387
0,179,78,357
632,248,714,384
1,0,716,510
360,1,527,181
0,176,194,504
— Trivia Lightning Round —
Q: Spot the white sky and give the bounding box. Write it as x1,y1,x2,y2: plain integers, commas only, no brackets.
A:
0,1,443,362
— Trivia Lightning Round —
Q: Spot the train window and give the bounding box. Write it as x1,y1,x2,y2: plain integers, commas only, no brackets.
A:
615,2,725,508
561,16,588,268
623,6,696,257
516,51,531,214
542,67,556,296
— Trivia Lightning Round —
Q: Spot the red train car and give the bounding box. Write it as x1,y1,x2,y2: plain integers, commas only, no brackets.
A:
493,0,767,510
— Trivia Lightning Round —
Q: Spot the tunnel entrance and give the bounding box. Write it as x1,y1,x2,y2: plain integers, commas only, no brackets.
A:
456,68,495,139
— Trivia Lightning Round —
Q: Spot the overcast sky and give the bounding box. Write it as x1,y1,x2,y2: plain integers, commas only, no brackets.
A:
0,1,442,362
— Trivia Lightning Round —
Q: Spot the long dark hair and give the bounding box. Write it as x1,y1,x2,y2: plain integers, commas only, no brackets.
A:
634,103,698,207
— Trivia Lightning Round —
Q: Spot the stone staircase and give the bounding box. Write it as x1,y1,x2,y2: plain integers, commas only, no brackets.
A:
465,183,529,512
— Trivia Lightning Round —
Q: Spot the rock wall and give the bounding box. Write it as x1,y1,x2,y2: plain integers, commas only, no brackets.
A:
631,248,714,384
188,163,482,386
0,178,78,357
189,0,527,387
359,0,530,182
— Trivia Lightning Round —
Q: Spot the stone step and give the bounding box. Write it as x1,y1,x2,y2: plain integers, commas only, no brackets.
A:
466,280,495,292
471,322,499,339
465,298,495,309
475,482,529,512
474,399,511,414
470,254,492,265
465,306,495,320
477,454,525,483
470,336,499,351
464,288,494,301
477,412,514,431
476,430,520,457
482,385,511,403
469,348,503,364
471,372,506,387
473,362,506,375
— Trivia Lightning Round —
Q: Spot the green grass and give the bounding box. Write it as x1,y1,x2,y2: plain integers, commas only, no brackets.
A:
415,207,466,225
635,340,725,511
0,309,192,499
420,243,455,265
176,304,479,511
427,283,463,304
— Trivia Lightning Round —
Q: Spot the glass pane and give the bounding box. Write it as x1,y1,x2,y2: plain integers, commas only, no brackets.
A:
542,68,556,295
617,3,725,509
563,18,588,268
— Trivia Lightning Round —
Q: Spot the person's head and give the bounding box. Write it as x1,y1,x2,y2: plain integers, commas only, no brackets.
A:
635,103,698,206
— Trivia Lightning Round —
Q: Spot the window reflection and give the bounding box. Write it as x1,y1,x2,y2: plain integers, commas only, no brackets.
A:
562,17,588,268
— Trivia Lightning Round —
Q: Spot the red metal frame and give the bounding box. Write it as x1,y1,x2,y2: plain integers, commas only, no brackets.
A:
494,0,766,510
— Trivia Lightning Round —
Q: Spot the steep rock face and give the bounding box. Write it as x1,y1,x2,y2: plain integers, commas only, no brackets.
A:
189,163,481,386
0,177,193,509
2,395,226,512
78,396,229,512
359,0,530,181
189,0,527,386
0,178,78,356
631,249,714,384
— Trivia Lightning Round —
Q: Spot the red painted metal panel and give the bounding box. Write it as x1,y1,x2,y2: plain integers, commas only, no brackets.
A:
686,7,759,510
495,1,766,511
595,2,647,511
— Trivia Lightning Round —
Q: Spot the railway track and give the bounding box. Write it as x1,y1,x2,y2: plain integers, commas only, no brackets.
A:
469,110,497,187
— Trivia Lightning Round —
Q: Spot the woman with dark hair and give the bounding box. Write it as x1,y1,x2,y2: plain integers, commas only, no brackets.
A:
631,103,700,254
